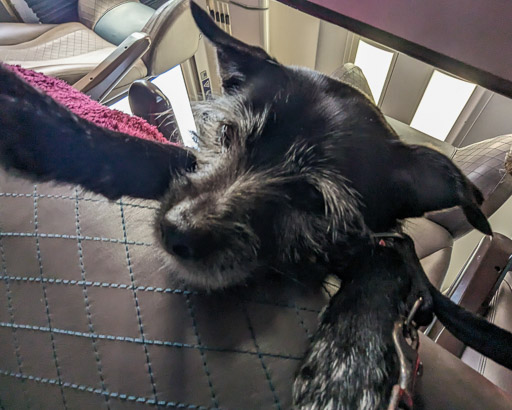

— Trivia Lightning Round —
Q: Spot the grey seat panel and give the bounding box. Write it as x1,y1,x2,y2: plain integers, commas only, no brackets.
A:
78,0,141,29
95,2,154,46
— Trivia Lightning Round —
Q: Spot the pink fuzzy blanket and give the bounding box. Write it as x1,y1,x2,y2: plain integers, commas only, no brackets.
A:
5,64,170,145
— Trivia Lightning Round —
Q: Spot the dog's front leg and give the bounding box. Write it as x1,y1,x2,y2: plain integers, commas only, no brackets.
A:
0,66,195,200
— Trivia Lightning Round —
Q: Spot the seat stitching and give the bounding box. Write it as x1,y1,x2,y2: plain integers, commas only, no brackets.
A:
0,369,217,409
74,188,111,409
184,294,219,408
0,321,303,361
32,185,68,409
119,199,159,404
241,302,282,409
0,237,31,409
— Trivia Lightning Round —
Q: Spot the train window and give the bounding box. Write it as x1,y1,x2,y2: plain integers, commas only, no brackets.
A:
410,70,476,140
354,40,394,103
152,65,198,148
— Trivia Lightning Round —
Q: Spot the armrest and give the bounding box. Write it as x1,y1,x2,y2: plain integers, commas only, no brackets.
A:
73,32,151,102
425,233,512,357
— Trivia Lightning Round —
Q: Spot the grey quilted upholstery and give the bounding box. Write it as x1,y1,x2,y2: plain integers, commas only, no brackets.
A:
78,0,140,29
0,170,327,409
427,135,512,238
0,23,113,62
453,136,512,199
1,171,512,409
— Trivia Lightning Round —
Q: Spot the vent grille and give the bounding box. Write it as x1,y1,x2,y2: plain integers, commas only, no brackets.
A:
206,0,231,34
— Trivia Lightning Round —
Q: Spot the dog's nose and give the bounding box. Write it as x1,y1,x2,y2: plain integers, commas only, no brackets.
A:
159,220,202,260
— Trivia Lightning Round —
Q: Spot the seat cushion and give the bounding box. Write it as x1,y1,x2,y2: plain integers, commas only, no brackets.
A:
0,22,115,64
0,23,57,46
0,22,116,83
427,135,512,238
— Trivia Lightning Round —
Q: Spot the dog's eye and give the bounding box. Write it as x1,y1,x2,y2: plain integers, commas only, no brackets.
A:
219,123,234,149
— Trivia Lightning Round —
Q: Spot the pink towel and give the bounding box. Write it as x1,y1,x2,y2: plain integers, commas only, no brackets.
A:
5,64,171,145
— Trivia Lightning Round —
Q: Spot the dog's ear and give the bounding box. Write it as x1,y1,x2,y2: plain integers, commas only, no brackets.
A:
190,2,282,93
397,145,492,235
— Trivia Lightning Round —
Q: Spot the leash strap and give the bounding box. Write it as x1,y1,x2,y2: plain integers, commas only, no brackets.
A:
387,297,423,410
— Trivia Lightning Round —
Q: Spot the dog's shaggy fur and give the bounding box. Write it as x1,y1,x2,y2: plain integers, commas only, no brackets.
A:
1,2,511,407
0,4,491,291
293,235,432,409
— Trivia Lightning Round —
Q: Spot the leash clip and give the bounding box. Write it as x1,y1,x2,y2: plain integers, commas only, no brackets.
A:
387,297,423,410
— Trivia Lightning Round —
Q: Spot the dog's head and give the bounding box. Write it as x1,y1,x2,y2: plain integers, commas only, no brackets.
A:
154,3,491,290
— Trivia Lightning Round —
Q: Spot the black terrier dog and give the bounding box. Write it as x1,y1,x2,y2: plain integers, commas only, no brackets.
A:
293,234,512,409
0,3,490,291
0,1,510,402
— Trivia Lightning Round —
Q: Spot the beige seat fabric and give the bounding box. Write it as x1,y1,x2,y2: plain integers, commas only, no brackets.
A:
0,23,113,62
403,217,454,289
0,23,57,46
0,21,147,86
